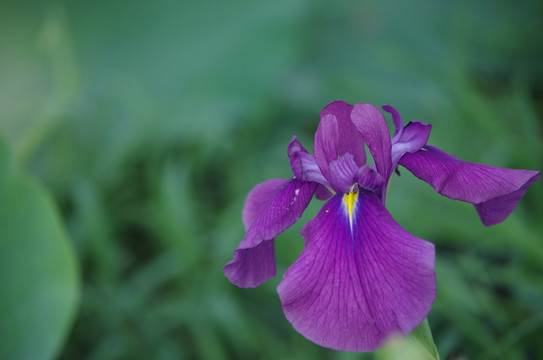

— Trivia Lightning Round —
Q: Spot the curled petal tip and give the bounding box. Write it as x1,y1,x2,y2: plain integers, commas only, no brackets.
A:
382,105,404,141
224,241,276,288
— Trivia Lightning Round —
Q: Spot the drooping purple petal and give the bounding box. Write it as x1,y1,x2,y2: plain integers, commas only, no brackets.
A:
351,103,393,180
382,105,404,142
356,164,385,192
277,191,436,352
224,179,317,288
391,121,432,167
328,153,360,193
288,137,330,186
321,101,366,166
399,146,541,226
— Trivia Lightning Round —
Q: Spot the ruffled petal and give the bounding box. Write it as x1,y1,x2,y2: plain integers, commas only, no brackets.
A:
328,153,360,193
277,192,436,352
399,146,541,226
224,179,318,288
391,121,432,167
351,104,393,180
321,101,366,166
288,137,330,186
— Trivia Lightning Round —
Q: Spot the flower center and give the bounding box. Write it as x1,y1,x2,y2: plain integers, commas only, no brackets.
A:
343,190,359,232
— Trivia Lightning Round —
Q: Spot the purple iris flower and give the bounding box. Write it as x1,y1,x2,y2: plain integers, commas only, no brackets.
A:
223,101,540,352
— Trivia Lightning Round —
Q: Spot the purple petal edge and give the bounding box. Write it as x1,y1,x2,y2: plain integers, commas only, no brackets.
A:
224,179,317,288
277,192,436,352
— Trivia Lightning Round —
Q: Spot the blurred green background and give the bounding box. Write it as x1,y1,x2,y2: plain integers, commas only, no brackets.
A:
1,0,542,359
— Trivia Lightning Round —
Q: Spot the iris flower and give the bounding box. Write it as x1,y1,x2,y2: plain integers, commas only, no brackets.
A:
223,101,540,352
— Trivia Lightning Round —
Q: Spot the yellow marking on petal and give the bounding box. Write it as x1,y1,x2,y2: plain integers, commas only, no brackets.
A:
343,191,359,231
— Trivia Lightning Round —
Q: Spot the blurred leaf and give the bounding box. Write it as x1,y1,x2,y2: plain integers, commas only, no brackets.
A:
409,319,440,360
377,319,440,360
0,139,79,360
149,162,200,267
0,5,79,163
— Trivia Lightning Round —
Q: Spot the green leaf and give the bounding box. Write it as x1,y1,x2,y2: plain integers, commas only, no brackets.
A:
0,139,79,360
376,318,440,360
409,318,440,359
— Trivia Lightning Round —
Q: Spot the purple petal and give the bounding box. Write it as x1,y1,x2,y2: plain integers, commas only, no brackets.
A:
315,184,333,200
399,146,541,226
356,164,385,192
288,136,330,186
224,179,317,288
321,101,366,166
314,113,339,184
382,105,404,142
351,104,393,180
277,192,436,352
391,121,432,167
287,137,307,179
328,153,360,193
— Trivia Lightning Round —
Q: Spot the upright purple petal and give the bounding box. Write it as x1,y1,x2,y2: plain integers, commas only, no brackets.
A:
351,104,393,180
399,146,541,226
321,101,366,166
382,105,404,142
288,137,330,186
287,137,307,179
277,191,436,352
314,114,339,183
224,179,317,288
390,121,432,167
